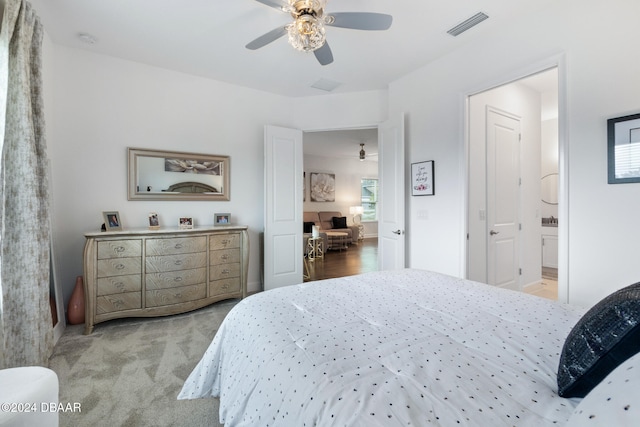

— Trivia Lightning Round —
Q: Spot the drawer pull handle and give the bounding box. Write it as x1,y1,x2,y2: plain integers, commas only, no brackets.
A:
222,239,230,245
175,293,182,298
174,277,183,282
115,282,125,290
175,243,183,249
222,284,229,290
115,246,125,253
174,260,183,266
221,254,229,260
116,264,125,270
222,269,230,275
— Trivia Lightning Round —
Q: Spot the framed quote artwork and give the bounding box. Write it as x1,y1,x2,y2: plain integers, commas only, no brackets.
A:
411,161,435,196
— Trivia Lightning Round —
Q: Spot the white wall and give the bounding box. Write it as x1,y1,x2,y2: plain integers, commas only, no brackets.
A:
389,0,640,308
293,91,387,131
46,46,293,303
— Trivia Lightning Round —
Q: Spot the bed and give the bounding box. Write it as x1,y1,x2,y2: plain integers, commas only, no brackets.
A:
178,269,640,426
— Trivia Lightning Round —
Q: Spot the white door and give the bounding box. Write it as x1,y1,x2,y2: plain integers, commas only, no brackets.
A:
486,107,521,290
264,125,303,290
378,115,405,270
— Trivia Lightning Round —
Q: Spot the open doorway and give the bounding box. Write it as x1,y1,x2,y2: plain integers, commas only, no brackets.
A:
302,128,379,280
467,67,559,300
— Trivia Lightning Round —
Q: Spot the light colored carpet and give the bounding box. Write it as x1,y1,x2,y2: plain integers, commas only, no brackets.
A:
48,300,239,426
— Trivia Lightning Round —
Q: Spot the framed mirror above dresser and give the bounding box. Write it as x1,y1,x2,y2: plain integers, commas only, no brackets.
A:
128,148,230,201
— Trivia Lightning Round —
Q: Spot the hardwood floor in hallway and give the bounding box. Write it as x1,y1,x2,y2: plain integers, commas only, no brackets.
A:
304,238,378,281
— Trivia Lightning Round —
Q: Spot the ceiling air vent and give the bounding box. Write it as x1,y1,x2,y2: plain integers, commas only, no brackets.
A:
311,78,341,92
447,12,489,37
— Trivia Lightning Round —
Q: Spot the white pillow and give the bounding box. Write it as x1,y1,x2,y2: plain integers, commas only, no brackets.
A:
565,352,640,426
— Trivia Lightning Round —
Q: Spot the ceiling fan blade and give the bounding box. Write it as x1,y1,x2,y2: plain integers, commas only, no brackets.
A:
326,12,393,30
313,42,334,66
253,0,289,12
245,26,288,50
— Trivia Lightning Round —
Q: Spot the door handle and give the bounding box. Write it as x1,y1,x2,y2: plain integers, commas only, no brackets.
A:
392,229,403,235
489,230,499,235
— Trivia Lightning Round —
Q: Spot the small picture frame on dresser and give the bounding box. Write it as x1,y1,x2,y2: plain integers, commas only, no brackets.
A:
179,217,193,229
214,213,231,225
103,211,122,231
148,212,160,230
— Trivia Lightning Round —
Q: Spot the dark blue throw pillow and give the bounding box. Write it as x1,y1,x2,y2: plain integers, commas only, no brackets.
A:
303,222,315,233
557,281,640,398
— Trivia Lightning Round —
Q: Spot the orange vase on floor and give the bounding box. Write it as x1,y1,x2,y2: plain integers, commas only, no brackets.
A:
67,276,85,325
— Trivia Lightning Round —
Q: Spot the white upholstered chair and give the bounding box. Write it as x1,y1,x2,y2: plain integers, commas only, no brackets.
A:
0,366,59,426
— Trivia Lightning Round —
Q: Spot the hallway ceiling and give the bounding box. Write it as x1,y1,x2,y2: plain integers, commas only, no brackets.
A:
304,128,378,161
29,0,555,97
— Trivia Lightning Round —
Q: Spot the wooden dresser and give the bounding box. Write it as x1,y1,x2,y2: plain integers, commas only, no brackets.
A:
83,225,248,334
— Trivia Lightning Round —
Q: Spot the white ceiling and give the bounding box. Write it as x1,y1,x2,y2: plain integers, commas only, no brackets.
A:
25,0,557,159
29,0,554,98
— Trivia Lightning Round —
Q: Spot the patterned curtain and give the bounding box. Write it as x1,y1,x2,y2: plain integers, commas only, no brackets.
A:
0,0,53,369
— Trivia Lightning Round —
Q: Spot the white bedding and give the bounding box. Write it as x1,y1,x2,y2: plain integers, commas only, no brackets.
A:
178,269,584,426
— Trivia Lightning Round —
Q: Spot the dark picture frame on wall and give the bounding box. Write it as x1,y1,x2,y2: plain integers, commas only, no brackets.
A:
411,160,435,196
608,112,640,184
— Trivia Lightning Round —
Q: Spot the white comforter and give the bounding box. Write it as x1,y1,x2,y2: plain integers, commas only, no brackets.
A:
178,269,583,426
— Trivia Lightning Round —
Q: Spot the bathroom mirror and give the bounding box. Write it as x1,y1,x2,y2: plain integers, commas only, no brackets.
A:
128,148,230,201
541,173,559,205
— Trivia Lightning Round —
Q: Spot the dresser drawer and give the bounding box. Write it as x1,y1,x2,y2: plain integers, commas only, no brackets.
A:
210,233,240,250
97,258,142,278
96,292,141,314
145,252,207,273
209,277,241,296
97,274,142,296
210,263,240,280
97,240,142,259
146,267,206,290
146,283,207,307
146,236,207,256
210,248,240,265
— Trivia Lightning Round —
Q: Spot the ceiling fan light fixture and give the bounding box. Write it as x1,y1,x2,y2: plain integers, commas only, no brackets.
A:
287,14,326,51
359,143,366,161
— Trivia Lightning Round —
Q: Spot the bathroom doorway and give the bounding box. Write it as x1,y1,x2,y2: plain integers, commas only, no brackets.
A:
467,67,559,300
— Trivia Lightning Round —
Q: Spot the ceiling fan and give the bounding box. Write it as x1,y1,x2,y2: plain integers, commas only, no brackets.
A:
246,0,392,66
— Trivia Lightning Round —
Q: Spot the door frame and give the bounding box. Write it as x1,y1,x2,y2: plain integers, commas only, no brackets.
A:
462,55,569,303
300,120,405,272
301,124,378,270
